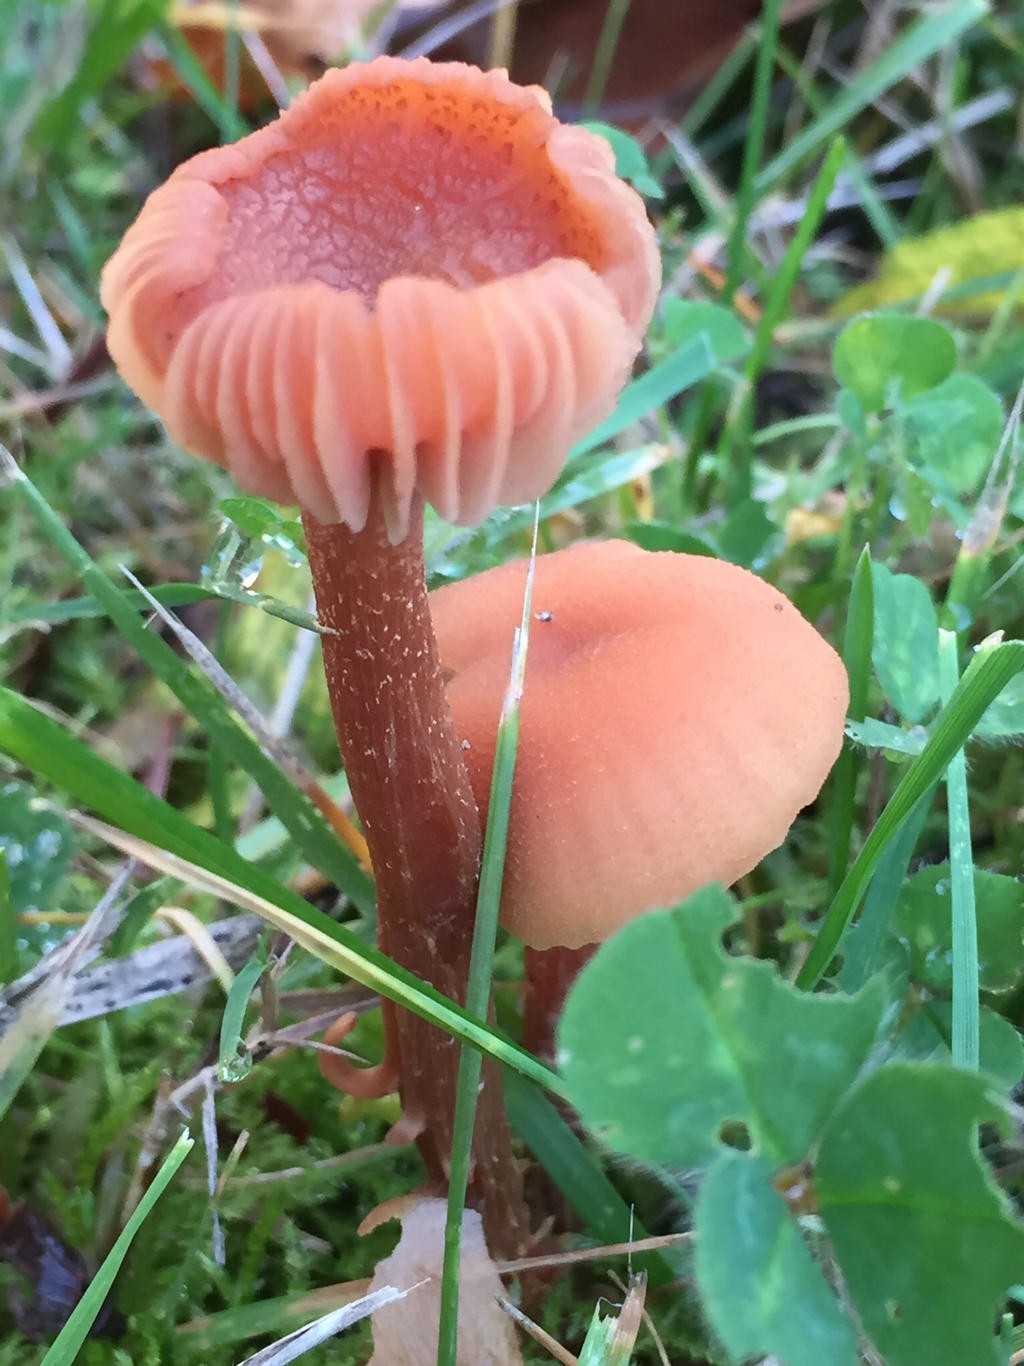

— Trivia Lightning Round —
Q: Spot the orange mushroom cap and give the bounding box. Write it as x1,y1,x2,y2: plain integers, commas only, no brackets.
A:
430,541,850,949
101,56,660,539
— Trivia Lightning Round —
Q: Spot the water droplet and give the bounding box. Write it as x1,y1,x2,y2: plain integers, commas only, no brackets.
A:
202,522,264,591
219,1047,253,1084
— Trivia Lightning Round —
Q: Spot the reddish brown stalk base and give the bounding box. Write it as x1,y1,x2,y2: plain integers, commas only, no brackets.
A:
304,496,528,1257
522,945,597,1247
523,945,596,1065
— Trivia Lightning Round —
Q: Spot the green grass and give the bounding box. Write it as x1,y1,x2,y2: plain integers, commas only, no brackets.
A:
2,1,1024,1363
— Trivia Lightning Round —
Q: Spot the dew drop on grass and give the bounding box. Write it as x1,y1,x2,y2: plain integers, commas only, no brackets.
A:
219,1047,253,1084
202,521,264,591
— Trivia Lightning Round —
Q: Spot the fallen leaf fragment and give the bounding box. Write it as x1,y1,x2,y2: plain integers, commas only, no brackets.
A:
366,1197,523,1366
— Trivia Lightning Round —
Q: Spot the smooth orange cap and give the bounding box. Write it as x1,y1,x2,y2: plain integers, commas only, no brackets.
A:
431,541,850,949
101,57,660,539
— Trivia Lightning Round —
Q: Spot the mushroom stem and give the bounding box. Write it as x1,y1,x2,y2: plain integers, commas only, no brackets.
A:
303,494,527,1257
524,944,596,1065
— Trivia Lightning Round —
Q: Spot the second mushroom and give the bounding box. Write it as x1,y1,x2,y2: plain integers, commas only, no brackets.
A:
431,540,850,1059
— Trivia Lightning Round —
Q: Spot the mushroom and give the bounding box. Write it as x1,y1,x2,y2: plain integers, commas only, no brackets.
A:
101,56,658,535
100,56,659,1252
430,540,849,1050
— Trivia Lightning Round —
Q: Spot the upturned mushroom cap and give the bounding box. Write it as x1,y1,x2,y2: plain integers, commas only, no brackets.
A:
101,56,660,539
430,541,850,949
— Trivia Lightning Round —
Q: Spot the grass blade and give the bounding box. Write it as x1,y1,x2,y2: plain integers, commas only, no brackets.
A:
721,135,846,502
797,638,1024,990
218,952,268,1080
835,791,935,994
829,546,874,899
504,1072,674,1285
437,510,539,1366
578,1275,646,1366
80,809,563,1091
938,630,979,1069
40,1129,194,1366
1,452,372,911
0,971,68,1124
744,137,846,389
235,1284,413,1366
0,686,560,1092
31,0,164,149
756,0,988,191
155,12,248,140
772,43,902,248
0,851,15,984
583,0,633,115
0,865,133,1122
221,0,243,141
2,582,215,625
677,31,754,139
569,335,718,459
722,0,783,300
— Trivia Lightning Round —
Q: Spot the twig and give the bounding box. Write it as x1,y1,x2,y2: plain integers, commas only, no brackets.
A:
496,1231,691,1276
219,1143,397,1188
497,1298,577,1366
243,30,290,108
864,87,1013,175
0,375,117,421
